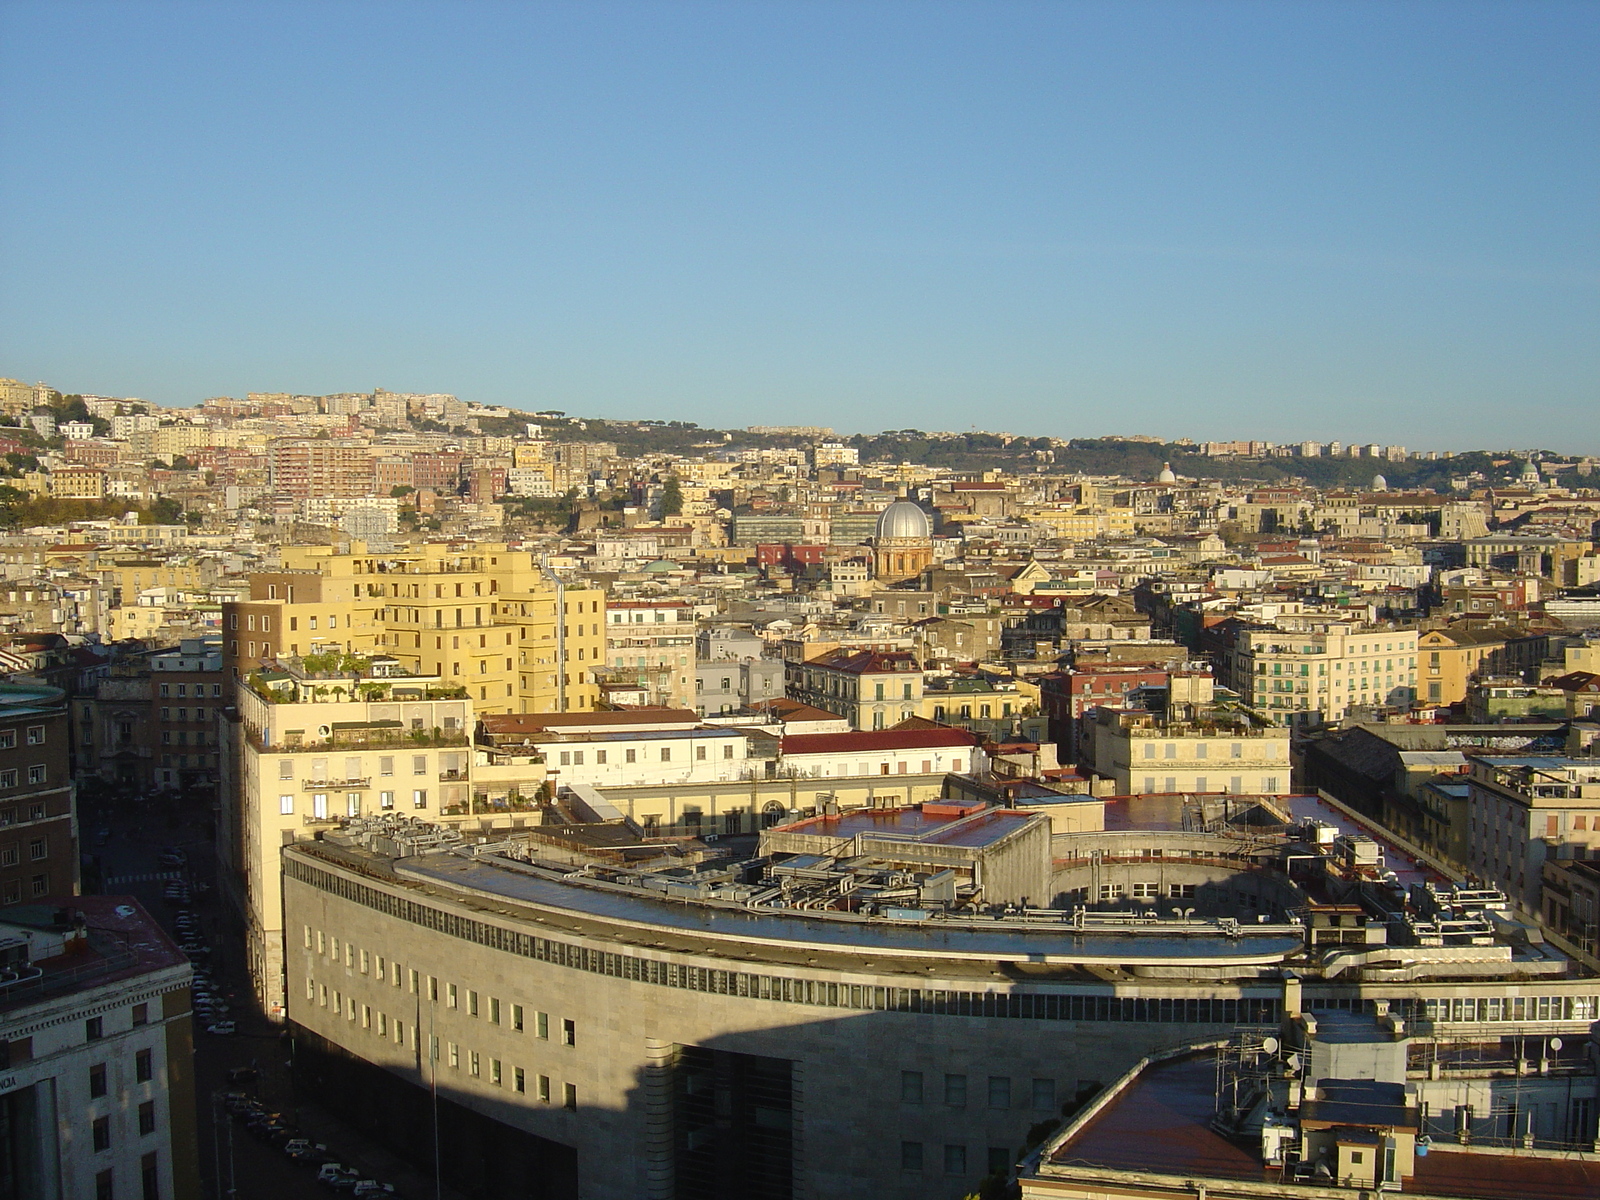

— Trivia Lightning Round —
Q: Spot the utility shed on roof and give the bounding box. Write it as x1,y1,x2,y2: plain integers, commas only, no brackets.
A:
760,802,1052,907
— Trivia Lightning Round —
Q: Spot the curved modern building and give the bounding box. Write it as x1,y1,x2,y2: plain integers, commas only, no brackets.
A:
279,796,1600,1200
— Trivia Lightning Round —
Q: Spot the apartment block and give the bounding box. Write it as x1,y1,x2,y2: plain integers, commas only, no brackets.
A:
0,898,199,1200
0,683,75,905
220,658,473,1017
1084,674,1292,796
785,649,924,731
1467,756,1600,911
1232,623,1418,725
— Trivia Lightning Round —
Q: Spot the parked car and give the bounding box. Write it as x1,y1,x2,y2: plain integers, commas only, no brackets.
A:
317,1164,361,1190
227,1066,260,1084
205,1021,236,1036
353,1182,396,1198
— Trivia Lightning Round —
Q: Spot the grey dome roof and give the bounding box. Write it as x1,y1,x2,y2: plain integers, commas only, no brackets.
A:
876,499,931,541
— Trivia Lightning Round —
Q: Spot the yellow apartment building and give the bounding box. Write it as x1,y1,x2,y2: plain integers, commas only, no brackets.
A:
223,541,604,715
1416,625,1514,706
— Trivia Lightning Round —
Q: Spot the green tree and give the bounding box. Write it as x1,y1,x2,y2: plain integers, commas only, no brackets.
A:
390,484,414,498
660,476,684,517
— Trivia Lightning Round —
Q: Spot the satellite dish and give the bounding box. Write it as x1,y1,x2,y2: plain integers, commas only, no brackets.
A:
1550,1038,1563,1052
1262,1037,1280,1054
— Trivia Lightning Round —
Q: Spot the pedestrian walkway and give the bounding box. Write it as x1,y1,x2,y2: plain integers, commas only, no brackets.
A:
104,870,185,885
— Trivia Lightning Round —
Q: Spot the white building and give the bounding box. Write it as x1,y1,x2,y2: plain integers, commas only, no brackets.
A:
0,897,198,1200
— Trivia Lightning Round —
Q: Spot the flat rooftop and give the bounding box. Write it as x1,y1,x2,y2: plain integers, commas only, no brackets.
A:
0,895,187,1013
1041,1053,1600,1200
385,850,1304,970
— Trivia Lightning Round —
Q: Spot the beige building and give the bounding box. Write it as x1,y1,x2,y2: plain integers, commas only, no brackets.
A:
220,658,474,1017
1233,623,1419,724
785,649,925,731
1467,755,1600,911
224,541,606,715
1086,674,1292,795
1416,624,1514,706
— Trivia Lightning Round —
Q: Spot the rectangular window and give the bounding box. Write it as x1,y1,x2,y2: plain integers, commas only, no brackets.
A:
988,1077,1011,1109
279,794,294,815
139,1101,156,1136
1031,1078,1056,1109
469,1051,480,1077
25,726,43,745
537,1074,551,1103
944,1073,967,1107
468,990,479,1017
90,1063,108,1098
448,1042,459,1069
512,1004,523,1031
447,983,458,1008
563,1082,577,1111
625,748,636,763
412,790,427,808
537,1011,549,1040
87,1016,104,1041
943,1144,967,1175
93,1115,112,1151
413,756,427,775
901,1141,924,1171
514,1067,526,1093
561,1018,576,1046
132,1004,148,1028
901,1070,924,1104
27,766,45,785
97,1170,114,1200
491,1059,502,1086
141,1152,159,1200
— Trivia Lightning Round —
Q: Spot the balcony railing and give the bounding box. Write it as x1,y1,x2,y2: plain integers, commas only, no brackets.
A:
302,778,370,790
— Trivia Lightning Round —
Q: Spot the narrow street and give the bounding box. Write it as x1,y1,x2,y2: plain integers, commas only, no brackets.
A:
85,790,464,1200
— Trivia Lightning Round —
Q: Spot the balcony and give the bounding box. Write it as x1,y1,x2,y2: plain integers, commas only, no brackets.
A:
438,769,467,781
302,777,370,790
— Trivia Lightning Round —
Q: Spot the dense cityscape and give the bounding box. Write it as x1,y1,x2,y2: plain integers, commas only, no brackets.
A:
0,373,1598,1198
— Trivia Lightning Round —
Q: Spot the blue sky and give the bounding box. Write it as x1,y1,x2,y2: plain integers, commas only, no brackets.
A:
1,1,1595,450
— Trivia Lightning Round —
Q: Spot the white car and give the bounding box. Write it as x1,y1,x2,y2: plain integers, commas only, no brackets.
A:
205,1021,236,1036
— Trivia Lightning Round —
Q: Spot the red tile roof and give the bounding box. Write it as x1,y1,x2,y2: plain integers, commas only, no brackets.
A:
781,728,979,756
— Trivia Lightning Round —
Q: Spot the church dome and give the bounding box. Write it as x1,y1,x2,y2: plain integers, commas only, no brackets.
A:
1371,474,1388,492
875,499,931,541
1156,462,1177,484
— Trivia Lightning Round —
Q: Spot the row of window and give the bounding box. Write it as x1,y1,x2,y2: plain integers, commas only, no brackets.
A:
306,978,580,1108
288,858,1283,1024
0,765,49,788
0,872,51,901
279,755,438,780
0,726,46,748
305,928,579,1044
92,1152,162,1200
1141,741,1267,759
157,707,211,722
157,682,220,698
1061,882,1200,902
1139,777,1279,794
899,1071,1056,1110
900,1142,1009,1177
0,836,49,865
281,791,428,817
556,744,737,766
